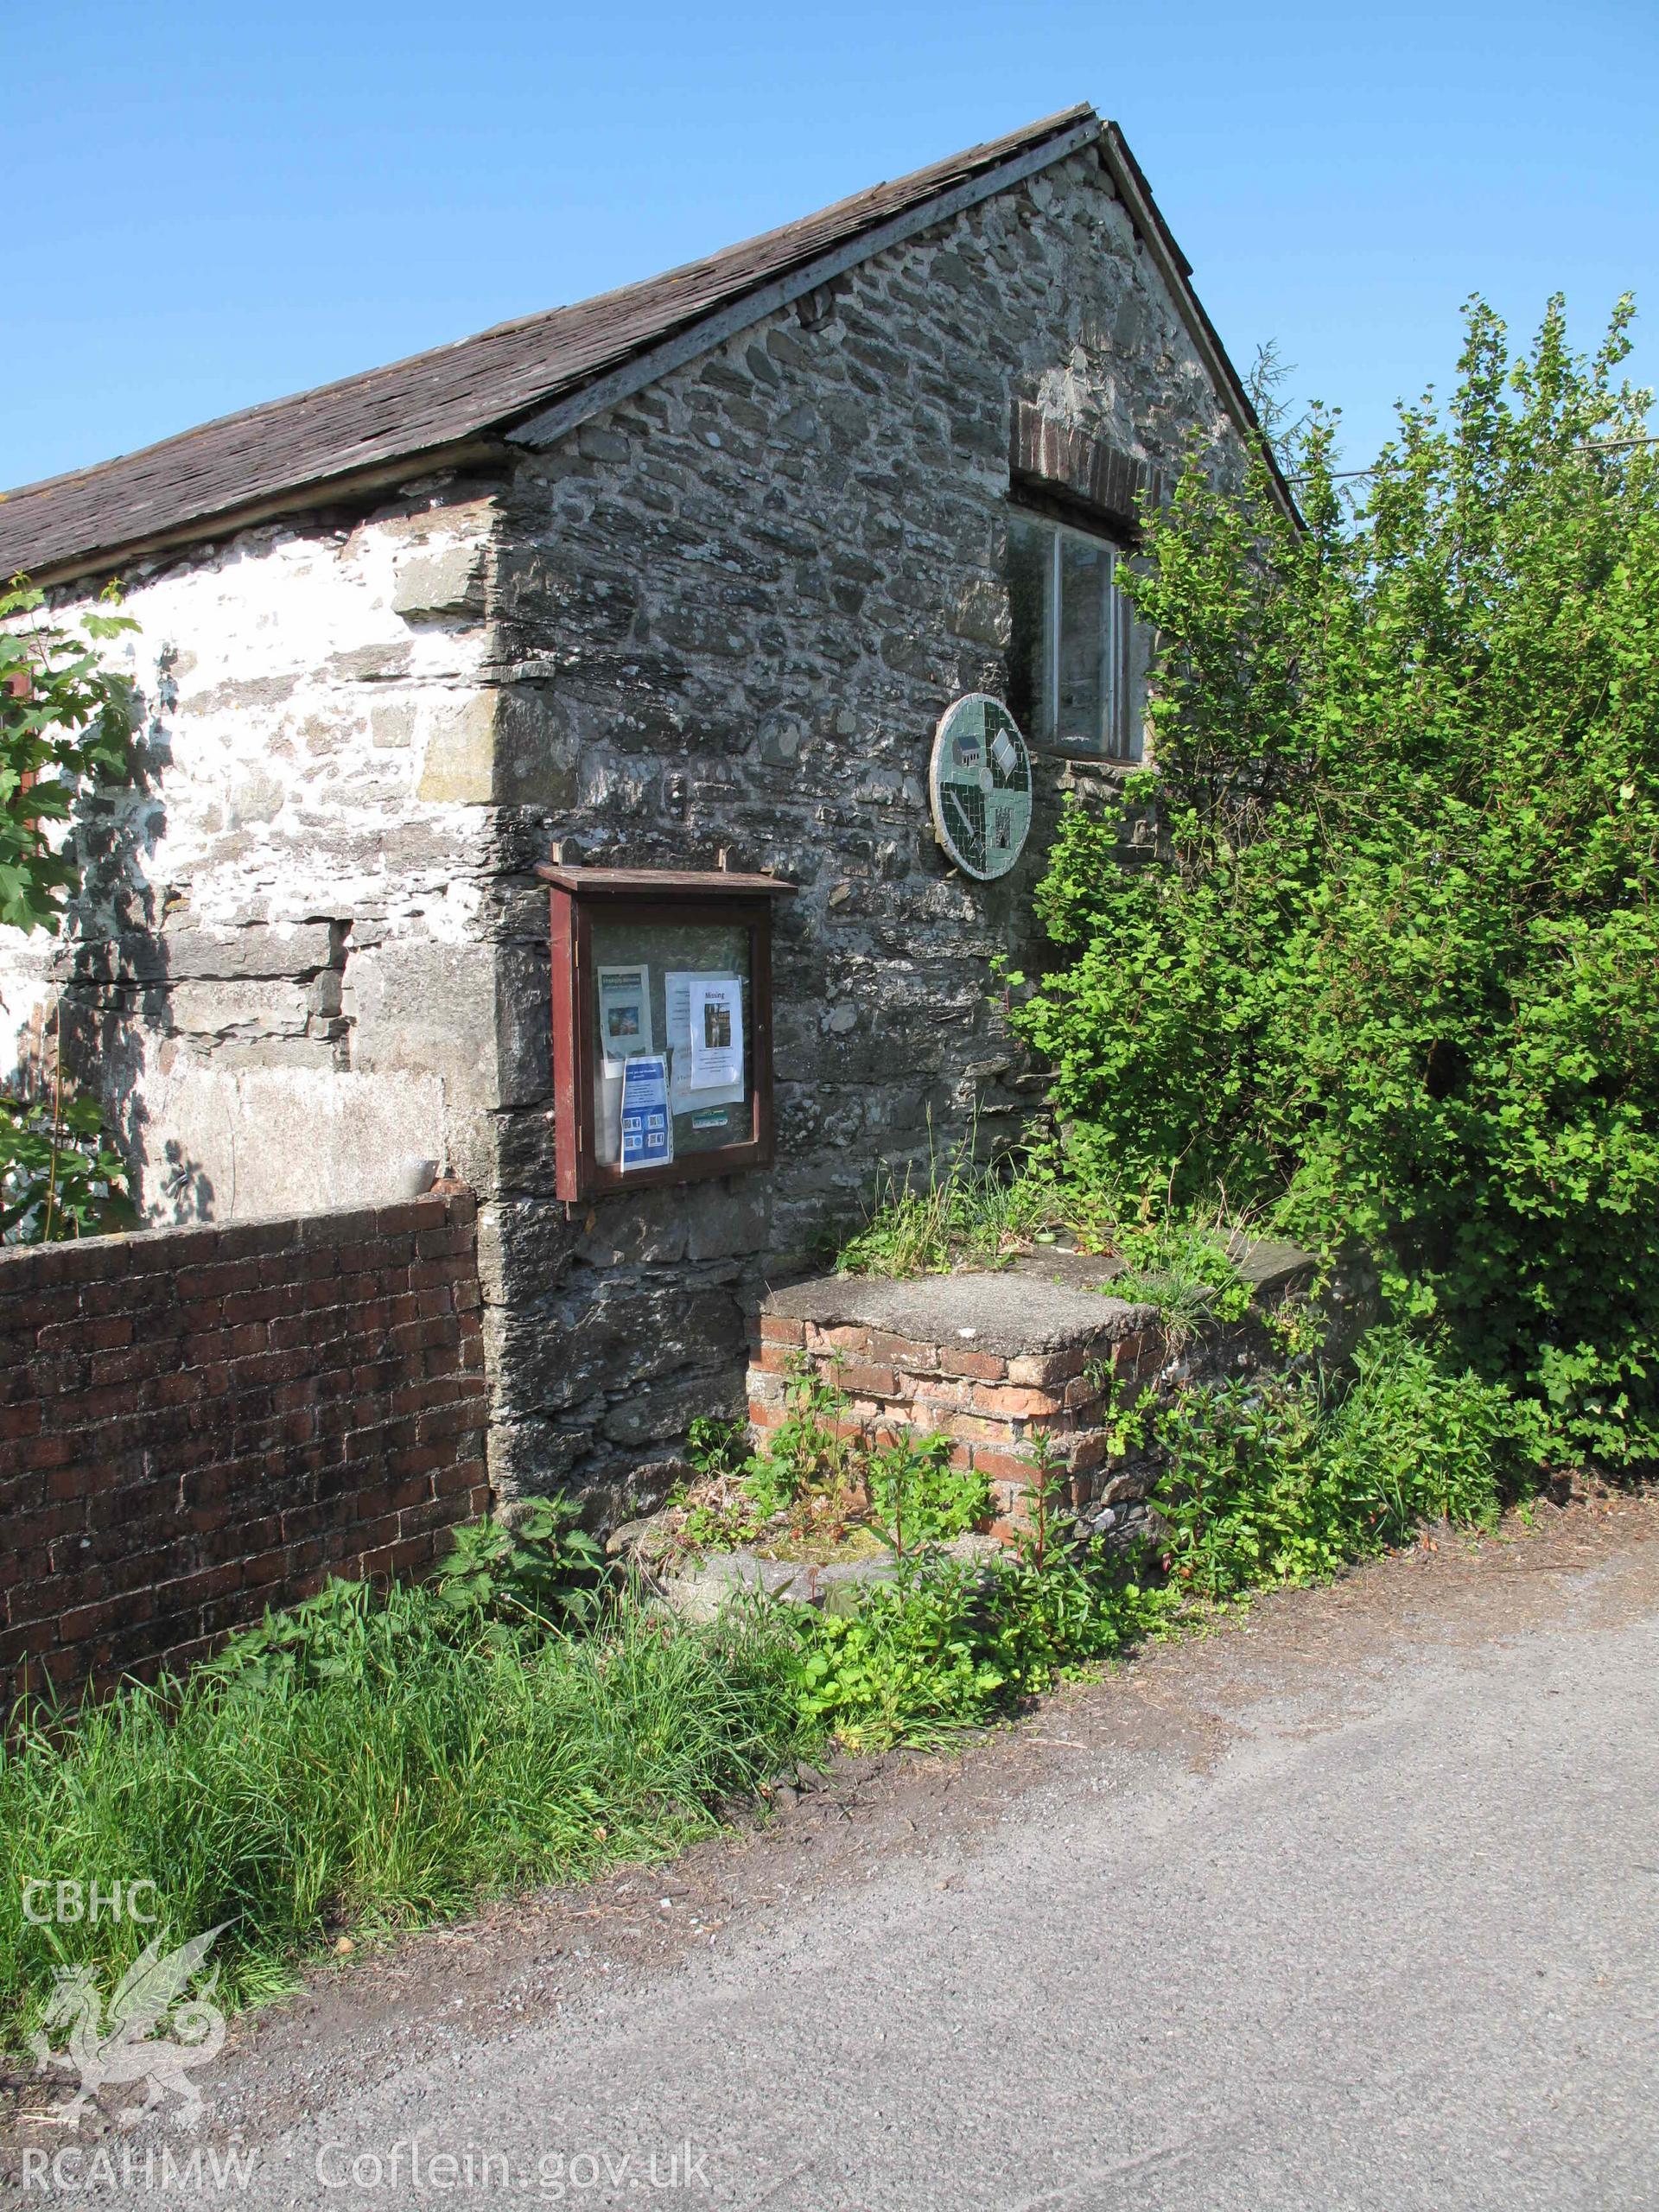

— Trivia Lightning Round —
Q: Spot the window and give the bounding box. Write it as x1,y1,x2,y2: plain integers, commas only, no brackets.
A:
1007,511,1145,760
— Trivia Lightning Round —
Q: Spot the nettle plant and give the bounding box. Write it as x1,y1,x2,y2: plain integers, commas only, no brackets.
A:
0,575,137,1241
1016,296,1659,1468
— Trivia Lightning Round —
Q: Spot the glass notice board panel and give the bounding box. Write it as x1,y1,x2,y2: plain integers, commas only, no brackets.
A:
541,865,791,1202
588,918,755,1167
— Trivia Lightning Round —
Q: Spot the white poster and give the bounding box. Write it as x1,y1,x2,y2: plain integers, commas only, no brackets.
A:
596,964,652,1058
689,976,743,1092
665,970,746,1112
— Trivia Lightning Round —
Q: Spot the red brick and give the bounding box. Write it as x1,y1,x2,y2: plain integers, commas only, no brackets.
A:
38,1313,131,1357
60,1591,154,1644
20,1431,73,1471
759,1313,807,1348
866,1330,939,1370
1007,1348,1090,1388
0,1618,62,1669
970,1446,1040,1485
175,1258,264,1303
372,1200,429,1237
837,1363,897,1399
907,1385,969,1425
89,1340,178,1389
0,1401,42,1441
810,1325,871,1356
969,1383,1067,1420
940,1411,1018,1446
936,1344,1008,1381
415,1224,467,1262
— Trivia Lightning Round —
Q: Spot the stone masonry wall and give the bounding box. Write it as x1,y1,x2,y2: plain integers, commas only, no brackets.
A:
477,141,1239,1516
0,1191,486,1705
0,478,508,1221
1,135,1249,1533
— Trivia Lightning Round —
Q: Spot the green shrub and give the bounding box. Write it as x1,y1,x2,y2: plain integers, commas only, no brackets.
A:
0,1308,1529,2055
678,1362,993,1558
1111,1216,1255,1332
0,1090,136,1243
793,1548,1168,1751
1014,296,1659,1467
1151,1327,1529,1602
865,1432,990,1550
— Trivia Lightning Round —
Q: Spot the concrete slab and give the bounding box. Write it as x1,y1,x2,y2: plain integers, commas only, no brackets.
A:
761,1269,1156,1357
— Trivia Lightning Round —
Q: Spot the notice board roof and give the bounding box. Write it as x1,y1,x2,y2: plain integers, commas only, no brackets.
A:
536,865,797,899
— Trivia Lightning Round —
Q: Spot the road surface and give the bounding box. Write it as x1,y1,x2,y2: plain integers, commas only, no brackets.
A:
6,1497,1657,2209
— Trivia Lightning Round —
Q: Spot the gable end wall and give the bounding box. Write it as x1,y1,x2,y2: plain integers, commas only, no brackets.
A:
476,143,1237,1516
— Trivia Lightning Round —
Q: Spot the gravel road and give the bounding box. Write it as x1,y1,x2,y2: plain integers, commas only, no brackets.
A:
6,1496,1657,2210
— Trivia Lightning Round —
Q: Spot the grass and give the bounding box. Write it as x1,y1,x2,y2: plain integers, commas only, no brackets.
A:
835,1144,1113,1277
832,1146,1261,1321
0,1590,807,2053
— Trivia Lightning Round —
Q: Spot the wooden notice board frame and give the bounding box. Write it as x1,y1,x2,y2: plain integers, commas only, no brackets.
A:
538,863,797,1203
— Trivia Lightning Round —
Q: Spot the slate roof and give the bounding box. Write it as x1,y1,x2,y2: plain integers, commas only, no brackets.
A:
0,103,1287,581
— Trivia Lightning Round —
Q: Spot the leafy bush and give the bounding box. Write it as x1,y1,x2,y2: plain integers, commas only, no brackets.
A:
0,1306,1529,2052
1014,296,1659,1465
795,1560,1015,1748
865,1432,990,1550
1110,1216,1255,1333
0,576,135,938
794,1546,1167,1751
1,576,139,1243
1151,1328,1526,1602
433,1498,605,1636
0,1090,135,1243
677,1363,991,1560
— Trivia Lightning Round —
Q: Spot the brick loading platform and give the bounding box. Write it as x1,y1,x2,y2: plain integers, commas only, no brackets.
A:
748,1256,1170,1541
747,1242,1347,1545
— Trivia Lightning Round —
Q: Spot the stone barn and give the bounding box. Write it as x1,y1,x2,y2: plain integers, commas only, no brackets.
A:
0,103,1293,1520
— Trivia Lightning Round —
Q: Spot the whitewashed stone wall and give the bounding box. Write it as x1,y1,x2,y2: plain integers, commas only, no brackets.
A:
0,482,505,1222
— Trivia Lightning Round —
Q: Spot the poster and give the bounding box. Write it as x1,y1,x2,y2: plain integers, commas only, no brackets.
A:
596,964,652,1058
689,976,743,1091
665,970,746,1114
618,1053,671,1171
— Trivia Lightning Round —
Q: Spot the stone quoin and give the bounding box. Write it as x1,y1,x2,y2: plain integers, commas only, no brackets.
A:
0,105,1290,1522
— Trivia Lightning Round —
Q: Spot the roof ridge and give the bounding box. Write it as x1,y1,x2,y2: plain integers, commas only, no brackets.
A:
0,104,1294,575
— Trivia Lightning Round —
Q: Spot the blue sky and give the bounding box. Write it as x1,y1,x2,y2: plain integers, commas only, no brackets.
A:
5,0,1656,493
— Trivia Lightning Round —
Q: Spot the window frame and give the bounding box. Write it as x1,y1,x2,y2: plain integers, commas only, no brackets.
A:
1007,504,1143,765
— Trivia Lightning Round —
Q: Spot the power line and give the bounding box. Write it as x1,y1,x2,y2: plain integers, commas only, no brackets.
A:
1285,432,1659,486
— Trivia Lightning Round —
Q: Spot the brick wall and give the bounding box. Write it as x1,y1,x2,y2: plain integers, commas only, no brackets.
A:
748,1306,1166,1543
0,1190,488,1704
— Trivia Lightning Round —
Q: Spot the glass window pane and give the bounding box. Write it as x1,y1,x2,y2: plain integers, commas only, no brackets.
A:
1056,535,1109,753
1107,556,1146,762
1007,515,1052,744
588,918,753,1165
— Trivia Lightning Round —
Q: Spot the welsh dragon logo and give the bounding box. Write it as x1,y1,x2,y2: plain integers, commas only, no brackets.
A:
28,1924,229,2131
